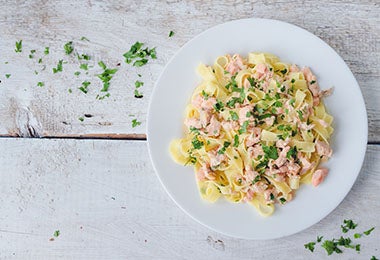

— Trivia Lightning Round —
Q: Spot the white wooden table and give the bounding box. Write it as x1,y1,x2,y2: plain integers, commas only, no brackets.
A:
0,1,379,259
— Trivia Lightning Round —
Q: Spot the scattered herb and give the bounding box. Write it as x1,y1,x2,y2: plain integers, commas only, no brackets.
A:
53,230,60,237
53,60,63,73
123,41,156,66
286,146,297,160
363,227,375,235
168,30,175,37
80,36,89,41
280,68,287,74
213,100,224,112
5,74,11,79
229,111,239,121
68,88,72,93
15,40,22,53
64,41,74,55
135,80,144,88
78,117,84,122
38,58,42,63
134,89,143,98
262,145,279,160
238,121,249,134
78,81,91,94
37,81,44,87
217,141,231,155
279,198,287,204
44,47,49,55
132,119,141,128
97,61,118,92
74,71,80,76
310,80,316,84
233,134,239,147
191,136,203,150
341,219,358,233
317,236,323,243
304,242,316,252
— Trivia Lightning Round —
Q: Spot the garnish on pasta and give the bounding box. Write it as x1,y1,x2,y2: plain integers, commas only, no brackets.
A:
169,52,334,216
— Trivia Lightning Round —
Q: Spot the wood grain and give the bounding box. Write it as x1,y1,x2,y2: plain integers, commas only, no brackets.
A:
0,138,379,259
0,0,379,141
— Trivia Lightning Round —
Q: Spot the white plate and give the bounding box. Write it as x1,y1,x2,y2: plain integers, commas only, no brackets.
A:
147,18,367,240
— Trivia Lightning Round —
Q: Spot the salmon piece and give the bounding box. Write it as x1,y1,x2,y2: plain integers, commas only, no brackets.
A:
276,138,290,149
239,105,254,125
201,97,217,111
225,54,246,75
312,168,329,187
199,111,211,128
191,94,203,109
264,116,275,127
247,144,264,159
208,150,226,168
206,116,221,136
289,64,300,72
315,140,333,157
274,146,290,167
246,127,261,147
287,161,301,175
221,121,239,131
184,118,202,129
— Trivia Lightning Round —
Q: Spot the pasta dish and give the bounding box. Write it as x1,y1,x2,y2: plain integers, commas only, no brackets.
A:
169,52,333,216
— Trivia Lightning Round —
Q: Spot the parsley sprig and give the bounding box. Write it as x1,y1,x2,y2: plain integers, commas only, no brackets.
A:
123,42,156,67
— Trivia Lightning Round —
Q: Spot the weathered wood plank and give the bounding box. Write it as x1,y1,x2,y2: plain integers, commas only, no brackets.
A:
0,139,379,259
0,0,379,141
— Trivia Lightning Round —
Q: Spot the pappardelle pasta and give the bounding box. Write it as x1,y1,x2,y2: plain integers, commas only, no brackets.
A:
169,52,333,216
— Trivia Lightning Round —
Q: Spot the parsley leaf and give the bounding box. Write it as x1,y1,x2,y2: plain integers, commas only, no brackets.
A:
191,136,203,150
5,74,11,79
15,40,22,53
53,230,60,237
53,60,63,73
229,111,239,121
135,80,144,88
44,47,49,55
262,145,278,160
134,89,143,98
286,146,297,160
341,219,358,233
37,81,44,87
64,41,74,55
168,30,175,37
132,119,141,128
217,141,231,155
233,134,239,147
97,61,118,92
304,242,316,252
238,121,249,134
363,227,375,235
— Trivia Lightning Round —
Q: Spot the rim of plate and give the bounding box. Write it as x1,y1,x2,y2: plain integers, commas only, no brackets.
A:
147,18,368,240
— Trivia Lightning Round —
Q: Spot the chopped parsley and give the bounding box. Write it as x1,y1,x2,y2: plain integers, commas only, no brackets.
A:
252,175,261,185
279,198,287,204
280,68,287,74
15,40,22,53
78,81,91,94
5,74,11,79
97,61,118,92
317,236,323,243
191,136,203,150
286,146,297,160
297,110,304,120
233,134,239,147
269,193,275,200
310,80,316,84
262,145,279,160
53,230,60,237
123,41,156,66
44,47,49,55
74,71,81,76
38,58,42,64
135,80,144,88
273,101,283,107
341,219,358,233
131,119,141,127
29,49,36,59
321,240,342,255
168,30,175,37
304,242,316,252
238,121,249,134
64,41,74,55
53,60,63,73
134,89,143,98
80,36,89,41
229,111,239,121
37,81,44,87
217,141,231,155
363,227,375,235
80,63,89,70
78,53,90,60
78,117,84,122
213,100,224,112
291,78,295,83
201,90,209,99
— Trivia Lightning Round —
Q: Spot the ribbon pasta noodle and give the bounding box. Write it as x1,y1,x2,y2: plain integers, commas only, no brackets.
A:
170,53,334,217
